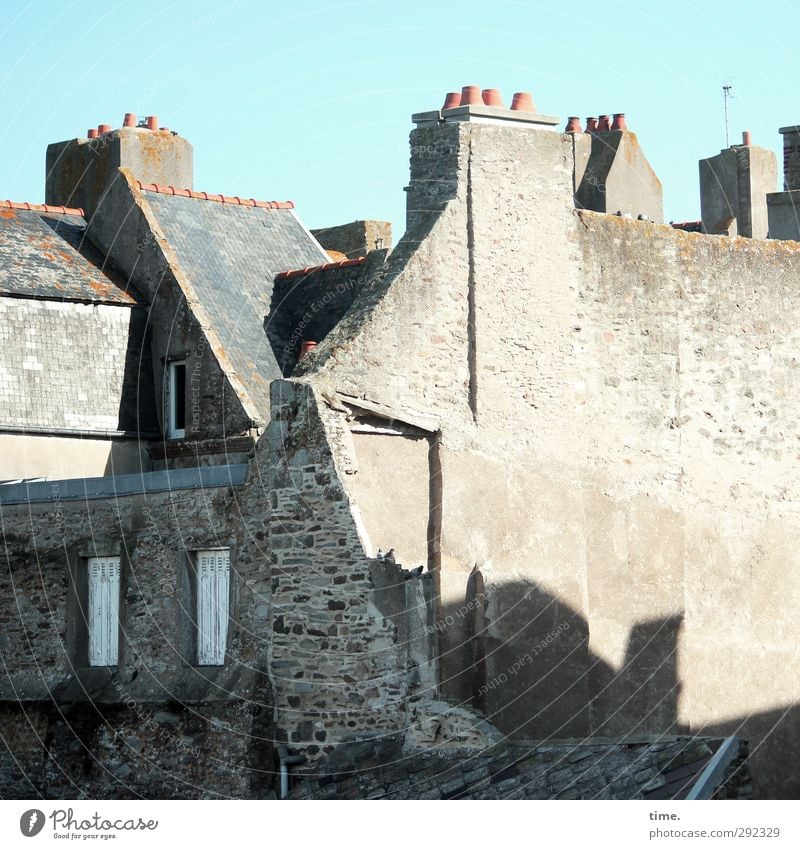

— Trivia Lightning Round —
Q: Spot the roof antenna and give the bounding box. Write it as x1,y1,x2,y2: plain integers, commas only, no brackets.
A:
723,83,734,148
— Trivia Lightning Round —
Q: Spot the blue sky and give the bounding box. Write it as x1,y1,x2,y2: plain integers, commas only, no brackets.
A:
1,0,797,235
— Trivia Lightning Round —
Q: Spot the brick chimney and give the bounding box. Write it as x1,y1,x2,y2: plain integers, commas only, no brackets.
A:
45,115,193,216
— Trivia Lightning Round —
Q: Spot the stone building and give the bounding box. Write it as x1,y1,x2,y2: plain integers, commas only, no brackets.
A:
2,89,799,799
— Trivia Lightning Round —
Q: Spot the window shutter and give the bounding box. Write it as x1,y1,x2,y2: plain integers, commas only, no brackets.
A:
196,549,230,665
87,556,120,666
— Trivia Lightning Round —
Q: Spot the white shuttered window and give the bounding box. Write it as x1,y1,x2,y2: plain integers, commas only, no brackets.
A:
87,556,120,666
196,549,230,666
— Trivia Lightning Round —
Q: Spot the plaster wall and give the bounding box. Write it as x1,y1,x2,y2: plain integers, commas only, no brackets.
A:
296,119,800,797
0,433,149,480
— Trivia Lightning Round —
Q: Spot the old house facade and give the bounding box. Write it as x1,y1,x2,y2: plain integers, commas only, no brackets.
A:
1,90,798,798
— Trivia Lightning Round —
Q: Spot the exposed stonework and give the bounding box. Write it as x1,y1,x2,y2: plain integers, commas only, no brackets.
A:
46,126,193,216
266,380,423,755
13,90,800,801
0,462,275,798
311,220,392,258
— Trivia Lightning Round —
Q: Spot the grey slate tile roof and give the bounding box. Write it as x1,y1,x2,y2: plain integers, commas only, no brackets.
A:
0,208,139,304
288,734,751,800
142,192,329,415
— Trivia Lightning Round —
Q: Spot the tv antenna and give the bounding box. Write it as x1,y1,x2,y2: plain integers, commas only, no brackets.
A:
723,83,734,147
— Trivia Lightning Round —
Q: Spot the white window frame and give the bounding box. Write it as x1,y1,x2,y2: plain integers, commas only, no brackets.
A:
167,359,186,439
87,556,120,666
195,548,230,666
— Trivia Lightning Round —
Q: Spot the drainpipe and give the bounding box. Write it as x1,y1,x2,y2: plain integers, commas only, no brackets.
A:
277,745,307,799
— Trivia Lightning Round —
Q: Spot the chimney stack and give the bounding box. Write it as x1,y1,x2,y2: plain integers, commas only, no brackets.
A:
779,125,800,191
766,125,800,239
46,115,193,215
700,133,776,238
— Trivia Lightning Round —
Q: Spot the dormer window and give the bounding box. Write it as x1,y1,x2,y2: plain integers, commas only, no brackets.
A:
167,360,186,438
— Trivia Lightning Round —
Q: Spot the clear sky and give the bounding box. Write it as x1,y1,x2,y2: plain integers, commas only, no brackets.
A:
1,0,798,235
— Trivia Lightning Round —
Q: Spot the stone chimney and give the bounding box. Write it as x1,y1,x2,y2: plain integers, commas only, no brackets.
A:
573,114,664,222
767,126,800,240
700,132,776,239
45,114,193,216
406,86,560,232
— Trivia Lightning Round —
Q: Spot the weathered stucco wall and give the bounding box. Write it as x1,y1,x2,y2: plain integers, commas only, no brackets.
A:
293,118,800,797
347,432,430,566
0,433,149,480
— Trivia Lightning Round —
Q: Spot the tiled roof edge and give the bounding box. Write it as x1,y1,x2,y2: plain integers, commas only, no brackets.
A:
136,181,294,209
275,257,366,280
1,200,84,216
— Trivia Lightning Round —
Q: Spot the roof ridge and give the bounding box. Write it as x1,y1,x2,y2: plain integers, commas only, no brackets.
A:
1,200,84,216
275,257,366,280
136,181,294,209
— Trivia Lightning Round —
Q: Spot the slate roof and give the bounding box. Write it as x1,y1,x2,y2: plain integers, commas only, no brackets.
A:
0,206,139,305
289,734,751,800
141,189,329,416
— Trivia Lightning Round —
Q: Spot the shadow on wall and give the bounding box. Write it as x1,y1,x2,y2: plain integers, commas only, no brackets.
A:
436,576,799,799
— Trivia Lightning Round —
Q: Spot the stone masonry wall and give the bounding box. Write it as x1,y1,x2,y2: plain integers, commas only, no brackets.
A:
268,253,387,376
291,117,800,797
0,470,275,798
311,220,392,258
266,380,416,757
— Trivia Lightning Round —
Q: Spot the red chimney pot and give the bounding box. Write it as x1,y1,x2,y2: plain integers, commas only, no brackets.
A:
87,129,98,139
611,113,628,131
742,130,752,146
565,116,583,133
97,124,112,135
510,91,536,112
299,341,317,359
460,85,482,106
442,92,461,110
585,117,598,133
481,88,505,108
146,115,159,131
597,115,611,131
123,113,137,127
